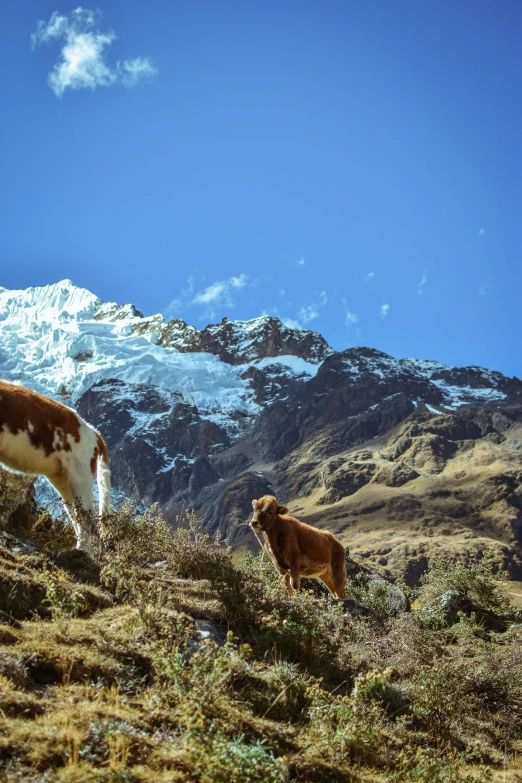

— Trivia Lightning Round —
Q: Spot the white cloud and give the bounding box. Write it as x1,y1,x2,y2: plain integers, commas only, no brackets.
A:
279,289,286,297
296,257,305,268
296,291,328,325
380,303,390,319
281,317,303,330
479,228,485,236
299,303,319,323
342,299,359,326
478,285,487,296
416,272,427,296
117,57,157,88
164,273,251,321
193,274,248,308
365,272,375,283
32,8,157,97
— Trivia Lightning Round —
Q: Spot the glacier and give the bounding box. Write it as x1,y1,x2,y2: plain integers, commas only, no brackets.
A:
0,280,320,431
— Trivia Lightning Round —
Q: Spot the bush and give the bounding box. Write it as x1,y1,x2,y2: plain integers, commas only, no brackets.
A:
417,557,509,614
28,511,77,553
347,576,389,616
181,718,288,783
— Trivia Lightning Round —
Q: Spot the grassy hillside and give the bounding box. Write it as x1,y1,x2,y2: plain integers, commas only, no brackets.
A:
0,506,521,782
234,414,522,589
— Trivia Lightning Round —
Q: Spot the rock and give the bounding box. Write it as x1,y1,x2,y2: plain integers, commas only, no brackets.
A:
385,432,458,474
347,561,411,617
302,555,410,617
160,315,333,366
319,458,376,504
402,556,430,587
240,363,308,406
0,468,39,535
0,530,39,554
197,471,274,544
52,549,101,585
278,462,320,500
209,452,253,480
252,382,416,463
194,619,227,646
188,457,219,495
372,462,419,487
0,610,23,629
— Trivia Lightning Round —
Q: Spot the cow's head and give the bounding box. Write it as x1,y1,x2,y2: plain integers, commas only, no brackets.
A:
250,495,288,531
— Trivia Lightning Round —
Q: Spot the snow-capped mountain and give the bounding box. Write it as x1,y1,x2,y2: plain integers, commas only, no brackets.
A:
0,280,327,434
1,280,521,584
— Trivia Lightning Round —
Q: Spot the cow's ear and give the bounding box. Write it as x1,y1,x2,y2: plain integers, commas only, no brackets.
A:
252,499,257,510
278,506,289,515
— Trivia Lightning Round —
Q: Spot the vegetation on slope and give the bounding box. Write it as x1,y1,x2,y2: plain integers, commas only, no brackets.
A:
0,506,521,782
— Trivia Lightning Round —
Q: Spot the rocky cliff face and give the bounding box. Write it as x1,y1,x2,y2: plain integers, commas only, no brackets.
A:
1,281,521,585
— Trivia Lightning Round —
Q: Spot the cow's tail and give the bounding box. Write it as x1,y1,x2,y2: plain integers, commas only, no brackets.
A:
332,541,347,598
96,434,112,528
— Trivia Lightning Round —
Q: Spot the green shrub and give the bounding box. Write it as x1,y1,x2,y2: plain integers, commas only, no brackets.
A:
417,557,510,613
39,566,88,621
347,576,389,616
387,747,492,782
181,717,288,783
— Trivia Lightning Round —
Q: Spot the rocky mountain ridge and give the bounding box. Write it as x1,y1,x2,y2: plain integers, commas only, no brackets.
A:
1,280,521,585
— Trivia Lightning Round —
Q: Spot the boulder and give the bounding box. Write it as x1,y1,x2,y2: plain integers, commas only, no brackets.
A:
302,554,410,617
0,468,39,535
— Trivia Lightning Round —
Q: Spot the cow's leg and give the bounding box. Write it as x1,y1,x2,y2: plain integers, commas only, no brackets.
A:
47,472,84,548
319,572,338,596
283,572,294,596
334,581,347,599
289,556,301,594
331,544,347,598
68,470,96,552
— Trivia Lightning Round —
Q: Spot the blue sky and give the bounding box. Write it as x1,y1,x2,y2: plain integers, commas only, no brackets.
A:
1,1,520,376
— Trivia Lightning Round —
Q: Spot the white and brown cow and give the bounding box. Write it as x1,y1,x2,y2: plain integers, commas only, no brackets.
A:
0,380,111,551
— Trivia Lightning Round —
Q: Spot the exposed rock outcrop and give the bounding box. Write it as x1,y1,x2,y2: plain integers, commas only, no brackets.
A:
0,468,39,536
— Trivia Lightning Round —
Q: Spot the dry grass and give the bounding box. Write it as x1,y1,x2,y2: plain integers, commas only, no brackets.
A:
0,504,521,782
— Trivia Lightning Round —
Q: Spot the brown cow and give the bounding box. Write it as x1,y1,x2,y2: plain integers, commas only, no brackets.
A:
250,495,347,598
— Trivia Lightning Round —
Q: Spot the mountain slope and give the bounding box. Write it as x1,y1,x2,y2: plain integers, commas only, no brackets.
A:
1,280,521,584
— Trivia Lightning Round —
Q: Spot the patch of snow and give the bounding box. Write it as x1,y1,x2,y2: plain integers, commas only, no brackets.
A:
432,382,506,409
246,355,320,377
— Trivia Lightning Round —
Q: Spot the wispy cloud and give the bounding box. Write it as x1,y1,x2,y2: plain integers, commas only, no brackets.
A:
380,303,390,319
31,8,157,97
299,304,319,323
342,299,359,326
365,272,375,283
192,274,249,318
117,56,157,88
478,285,487,296
478,228,485,236
416,272,427,296
297,291,327,324
281,317,303,330
296,257,305,268
165,273,252,321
